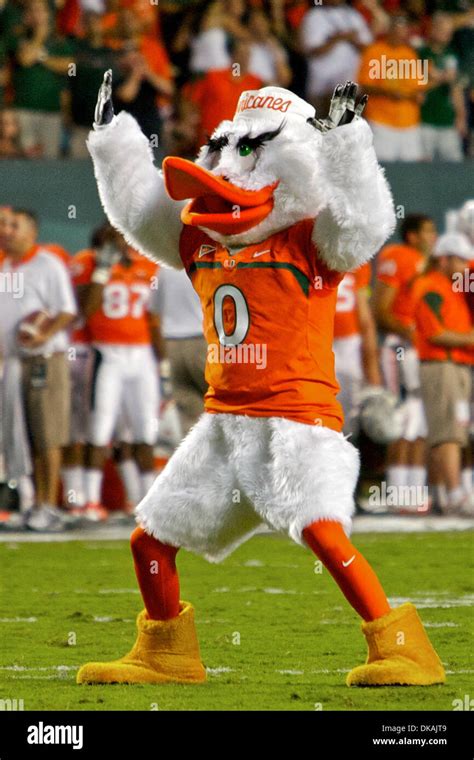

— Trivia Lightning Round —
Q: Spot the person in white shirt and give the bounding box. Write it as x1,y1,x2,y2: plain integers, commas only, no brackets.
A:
149,266,207,436
0,208,77,530
300,0,372,114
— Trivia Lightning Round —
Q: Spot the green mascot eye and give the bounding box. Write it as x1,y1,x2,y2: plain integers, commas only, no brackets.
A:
239,144,253,157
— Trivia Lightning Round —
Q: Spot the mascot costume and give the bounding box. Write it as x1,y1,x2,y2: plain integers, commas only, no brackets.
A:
77,73,445,687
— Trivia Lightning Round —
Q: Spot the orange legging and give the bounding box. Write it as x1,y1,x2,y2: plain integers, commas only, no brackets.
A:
131,527,180,620
131,521,390,622
302,520,390,621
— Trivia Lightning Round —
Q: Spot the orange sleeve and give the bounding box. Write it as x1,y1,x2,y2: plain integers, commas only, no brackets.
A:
354,262,371,289
376,249,406,290
142,39,172,79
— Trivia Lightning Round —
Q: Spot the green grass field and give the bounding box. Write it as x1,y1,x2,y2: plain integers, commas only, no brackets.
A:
0,531,472,711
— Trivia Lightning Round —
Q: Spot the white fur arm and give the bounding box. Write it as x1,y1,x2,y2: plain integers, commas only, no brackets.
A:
312,119,395,272
87,111,186,269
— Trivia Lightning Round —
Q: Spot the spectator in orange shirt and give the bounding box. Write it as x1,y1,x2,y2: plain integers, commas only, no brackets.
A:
358,13,426,161
184,36,263,150
411,233,474,513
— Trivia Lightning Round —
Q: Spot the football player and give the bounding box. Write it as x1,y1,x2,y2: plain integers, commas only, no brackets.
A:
72,224,160,521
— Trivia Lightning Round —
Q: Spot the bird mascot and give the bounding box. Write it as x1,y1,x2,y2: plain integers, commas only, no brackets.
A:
77,72,445,687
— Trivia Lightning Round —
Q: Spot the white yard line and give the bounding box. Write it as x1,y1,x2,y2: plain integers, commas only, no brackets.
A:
0,665,79,671
0,617,37,623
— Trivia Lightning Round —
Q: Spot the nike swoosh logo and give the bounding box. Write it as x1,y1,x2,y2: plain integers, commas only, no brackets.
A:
198,245,217,258
253,249,270,258
342,555,356,568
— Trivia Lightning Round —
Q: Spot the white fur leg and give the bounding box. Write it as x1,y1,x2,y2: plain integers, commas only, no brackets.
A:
233,417,360,542
312,119,396,272
87,112,185,268
135,414,359,563
134,414,265,563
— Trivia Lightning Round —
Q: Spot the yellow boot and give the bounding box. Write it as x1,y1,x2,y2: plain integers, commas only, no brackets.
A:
77,601,206,684
347,603,445,687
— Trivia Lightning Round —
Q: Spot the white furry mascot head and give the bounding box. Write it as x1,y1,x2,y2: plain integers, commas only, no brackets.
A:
87,77,395,273
162,87,327,248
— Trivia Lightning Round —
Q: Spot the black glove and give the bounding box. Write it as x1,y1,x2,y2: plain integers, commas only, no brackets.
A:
308,81,368,133
94,69,114,128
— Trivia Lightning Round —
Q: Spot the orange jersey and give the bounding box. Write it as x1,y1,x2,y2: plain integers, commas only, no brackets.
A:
412,270,473,364
358,41,425,128
376,243,426,328
71,249,158,345
179,219,344,430
334,263,371,339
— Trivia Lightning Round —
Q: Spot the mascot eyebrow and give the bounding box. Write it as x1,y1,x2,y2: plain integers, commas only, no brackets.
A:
207,121,286,154
206,134,229,153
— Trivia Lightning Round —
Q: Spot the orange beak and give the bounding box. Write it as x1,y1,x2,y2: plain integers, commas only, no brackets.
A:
163,156,277,235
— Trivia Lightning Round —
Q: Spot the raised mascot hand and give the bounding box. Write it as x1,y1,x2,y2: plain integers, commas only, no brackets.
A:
309,81,368,134
94,69,114,128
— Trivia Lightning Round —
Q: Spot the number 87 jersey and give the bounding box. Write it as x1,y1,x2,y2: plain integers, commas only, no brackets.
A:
71,248,158,344
179,218,345,432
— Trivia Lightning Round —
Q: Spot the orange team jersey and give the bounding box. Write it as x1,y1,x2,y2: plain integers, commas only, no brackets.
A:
358,41,425,128
179,218,344,430
71,249,158,344
376,243,426,328
334,263,371,339
411,269,473,364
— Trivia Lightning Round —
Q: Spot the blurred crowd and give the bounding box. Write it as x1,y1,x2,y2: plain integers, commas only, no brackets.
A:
1,199,474,532
0,0,473,161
